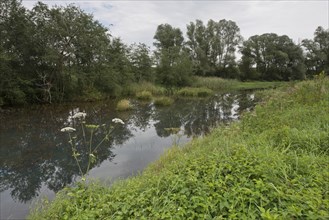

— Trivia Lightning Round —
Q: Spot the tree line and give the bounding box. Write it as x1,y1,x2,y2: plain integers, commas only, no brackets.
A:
1,0,328,105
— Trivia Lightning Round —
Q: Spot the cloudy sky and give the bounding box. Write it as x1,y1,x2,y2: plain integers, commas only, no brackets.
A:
23,0,329,47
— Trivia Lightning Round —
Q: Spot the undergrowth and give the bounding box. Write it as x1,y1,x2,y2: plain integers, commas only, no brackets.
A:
29,76,329,219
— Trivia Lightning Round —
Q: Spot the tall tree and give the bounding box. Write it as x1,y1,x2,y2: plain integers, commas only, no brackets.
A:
186,19,242,77
0,0,33,105
128,43,154,82
154,24,193,87
302,26,329,76
240,33,306,80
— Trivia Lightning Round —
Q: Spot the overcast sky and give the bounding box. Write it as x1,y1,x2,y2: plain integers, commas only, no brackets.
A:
23,0,329,47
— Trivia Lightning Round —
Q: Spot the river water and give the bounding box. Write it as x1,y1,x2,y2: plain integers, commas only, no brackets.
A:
0,91,256,219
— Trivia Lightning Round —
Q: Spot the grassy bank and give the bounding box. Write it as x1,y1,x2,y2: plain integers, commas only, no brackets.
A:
29,76,329,219
192,76,289,91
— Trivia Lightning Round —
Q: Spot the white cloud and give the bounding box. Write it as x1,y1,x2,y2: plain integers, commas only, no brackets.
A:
23,0,329,46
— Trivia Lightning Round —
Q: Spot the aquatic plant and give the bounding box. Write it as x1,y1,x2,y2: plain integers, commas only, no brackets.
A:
116,99,132,111
136,90,153,101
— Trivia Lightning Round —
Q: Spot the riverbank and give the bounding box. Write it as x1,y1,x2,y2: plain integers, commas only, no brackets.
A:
29,76,328,219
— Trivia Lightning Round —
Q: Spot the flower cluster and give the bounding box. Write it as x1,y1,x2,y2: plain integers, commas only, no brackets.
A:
112,118,125,125
60,127,76,132
72,112,87,119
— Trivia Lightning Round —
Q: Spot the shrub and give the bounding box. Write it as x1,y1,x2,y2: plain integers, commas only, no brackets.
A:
116,99,132,111
154,97,174,106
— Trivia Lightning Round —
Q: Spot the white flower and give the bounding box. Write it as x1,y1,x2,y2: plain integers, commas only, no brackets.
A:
72,112,87,119
60,127,76,132
112,118,124,125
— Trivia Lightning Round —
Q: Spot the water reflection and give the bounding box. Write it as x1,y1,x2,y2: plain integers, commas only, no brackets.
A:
0,91,256,219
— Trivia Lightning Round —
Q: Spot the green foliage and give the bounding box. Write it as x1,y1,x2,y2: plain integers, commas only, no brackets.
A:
176,87,213,97
154,24,194,88
193,76,289,91
240,33,306,81
124,82,166,96
116,99,133,111
136,90,153,101
128,43,154,82
186,19,242,77
302,26,329,77
153,97,174,106
29,78,329,219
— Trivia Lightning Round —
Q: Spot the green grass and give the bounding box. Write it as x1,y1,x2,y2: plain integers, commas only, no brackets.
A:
176,87,213,97
29,76,329,219
116,99,132,111
154,97,174,106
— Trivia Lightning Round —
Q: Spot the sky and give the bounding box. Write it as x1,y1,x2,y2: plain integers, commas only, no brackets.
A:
22,0,329,47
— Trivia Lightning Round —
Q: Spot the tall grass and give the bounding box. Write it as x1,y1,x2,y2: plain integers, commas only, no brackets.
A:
136,90,153,101
124,81,166,96
193,76,289,91
29,76,329,219
176,87,213,97
154,97,174,106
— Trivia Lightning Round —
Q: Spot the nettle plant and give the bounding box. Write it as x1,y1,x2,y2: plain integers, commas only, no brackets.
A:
61,112,124,181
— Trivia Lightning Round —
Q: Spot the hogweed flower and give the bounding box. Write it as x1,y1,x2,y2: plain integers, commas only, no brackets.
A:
60,127,76,132
72,112,87,119
112,118,124,125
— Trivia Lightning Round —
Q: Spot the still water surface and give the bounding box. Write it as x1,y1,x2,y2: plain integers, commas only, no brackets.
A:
0,91,256,219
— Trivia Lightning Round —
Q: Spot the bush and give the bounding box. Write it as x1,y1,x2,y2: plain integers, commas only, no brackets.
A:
154,97,174,106
116,99,132,111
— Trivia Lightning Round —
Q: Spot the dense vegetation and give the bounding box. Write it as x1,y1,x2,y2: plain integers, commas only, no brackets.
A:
29,76,329,219
1,0,328,106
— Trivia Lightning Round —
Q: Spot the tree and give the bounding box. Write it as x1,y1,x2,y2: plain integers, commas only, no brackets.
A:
29,2,112,102
0,0,35,105
302,26,329,76
154,24,193,88
240,33,306,81
128,43,154,82
186,19,242,77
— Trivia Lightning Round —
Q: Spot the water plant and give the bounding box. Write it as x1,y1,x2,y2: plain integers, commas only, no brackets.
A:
60,112,124,180
116,99,132,111
136,90,153,101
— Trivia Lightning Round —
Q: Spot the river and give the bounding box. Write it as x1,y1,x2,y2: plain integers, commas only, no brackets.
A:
0,91,256,219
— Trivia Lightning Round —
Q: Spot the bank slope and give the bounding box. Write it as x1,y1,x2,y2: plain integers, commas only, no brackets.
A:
30,76,329,219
